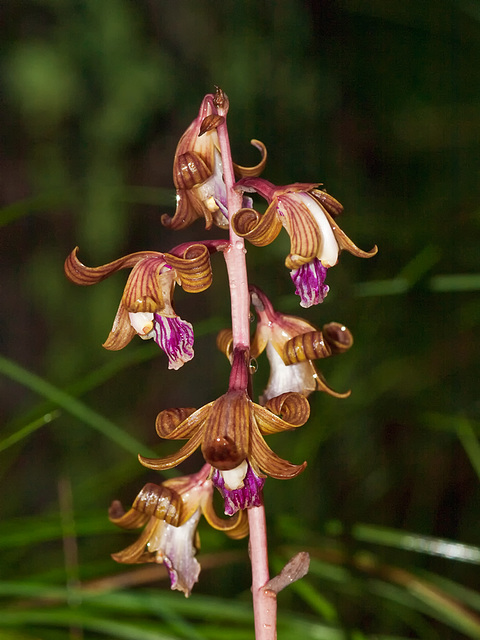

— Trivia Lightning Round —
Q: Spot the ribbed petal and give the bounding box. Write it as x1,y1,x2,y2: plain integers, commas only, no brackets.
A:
201,496,249,539
122,259,174,314
65,247,162,285
231,202,283,247
277,194,321,269
233,139,267,178
322,208,378,258
139,428,204,471
250,423,307,480
156,402,213,439
254,392,309,435
164,243,213,294
102,302,136,351
201,391,251,470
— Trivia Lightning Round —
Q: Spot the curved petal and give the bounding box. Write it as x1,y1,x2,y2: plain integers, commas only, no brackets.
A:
201,498,249,539
231,203,283,247
254,395,309,436
108,500,150,529
164,244,213,294
282,327,352,364
139,428,204,471
111,518,158,564
250,425,307,479
263,392,310,426
156,402,214,439
323,209,378,258
216,328,234,361
315,371,351,399
64,247,162,286
233,139,267,178
102,302,136,351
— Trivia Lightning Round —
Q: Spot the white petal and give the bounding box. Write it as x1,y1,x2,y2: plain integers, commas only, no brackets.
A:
220,460,249,490
262,342,317,402
128,311,154,337
298,193,339,266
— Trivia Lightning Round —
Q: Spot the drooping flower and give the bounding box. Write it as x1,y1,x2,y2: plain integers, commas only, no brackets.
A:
163,88,266,231
65,242,214,369
138,348,310,514
109,464,248,596
246,286,353,402
232,178,377,307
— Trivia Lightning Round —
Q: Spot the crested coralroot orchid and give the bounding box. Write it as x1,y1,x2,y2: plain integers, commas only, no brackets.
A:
64,243,214,370
232,178,378,307
246,285,354,402
138,348,310,514
109,464,248,596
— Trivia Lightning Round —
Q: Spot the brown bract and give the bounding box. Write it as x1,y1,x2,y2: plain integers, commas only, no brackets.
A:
138,391,310,480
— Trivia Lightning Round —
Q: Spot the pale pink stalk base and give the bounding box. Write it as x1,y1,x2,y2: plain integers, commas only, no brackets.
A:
248,506,277,640
217,96,277,639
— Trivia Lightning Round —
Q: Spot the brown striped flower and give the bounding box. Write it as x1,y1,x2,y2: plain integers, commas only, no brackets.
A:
232,178,377,307
109,464,248,596
163,89,267,231
138,349,310,513
249,286,353,402
65,243,213,370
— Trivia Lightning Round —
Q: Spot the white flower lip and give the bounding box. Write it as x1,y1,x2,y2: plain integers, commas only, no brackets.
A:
298,193,339,266
220,460,249,490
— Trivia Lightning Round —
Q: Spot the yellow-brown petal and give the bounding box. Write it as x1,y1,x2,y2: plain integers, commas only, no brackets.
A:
121,258,174,314
323,208,378,258
175,151,212,190
202,500,249,540
312,189,344,217
201,392,250,471
278,194,321,269
216,328,234,361
156,403,213,440
263,392,311,427
254,395,309,436
282,324,353,364
108,500,150,529
102,302,136,351
199,114,225,136
65,247,161,286
250,424,307,479
139,428,204,471
164,244,213,294
233,139,268,178
111,518,158,564
231,203,283,247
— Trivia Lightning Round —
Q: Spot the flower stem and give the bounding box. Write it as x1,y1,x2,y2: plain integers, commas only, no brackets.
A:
216,89,276,640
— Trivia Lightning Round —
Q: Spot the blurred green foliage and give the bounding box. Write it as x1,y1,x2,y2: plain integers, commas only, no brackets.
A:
1,0,480,638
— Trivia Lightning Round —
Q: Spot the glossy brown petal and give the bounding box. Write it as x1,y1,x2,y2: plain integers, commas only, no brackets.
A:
263,392,311,427
312,189,344,217
175,151,212,190
216,328,234,361
121,258,174,314
164,244,213,294
65,247,160,286
201,500,249,540
250,424,307,479
139,428,204,471
278,194,321,269
156,403,213,439
323,208,378,258
233,139,267,178
108,500,150,529
102,301,136,351
201,391,250,471
199,114,225,136
323,323,354,354
231,203,283,247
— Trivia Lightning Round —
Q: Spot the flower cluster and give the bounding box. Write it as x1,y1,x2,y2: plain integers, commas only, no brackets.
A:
65,87,376,597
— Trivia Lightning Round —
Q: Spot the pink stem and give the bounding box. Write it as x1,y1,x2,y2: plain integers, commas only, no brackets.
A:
248,506,277,640
216,91,276,640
